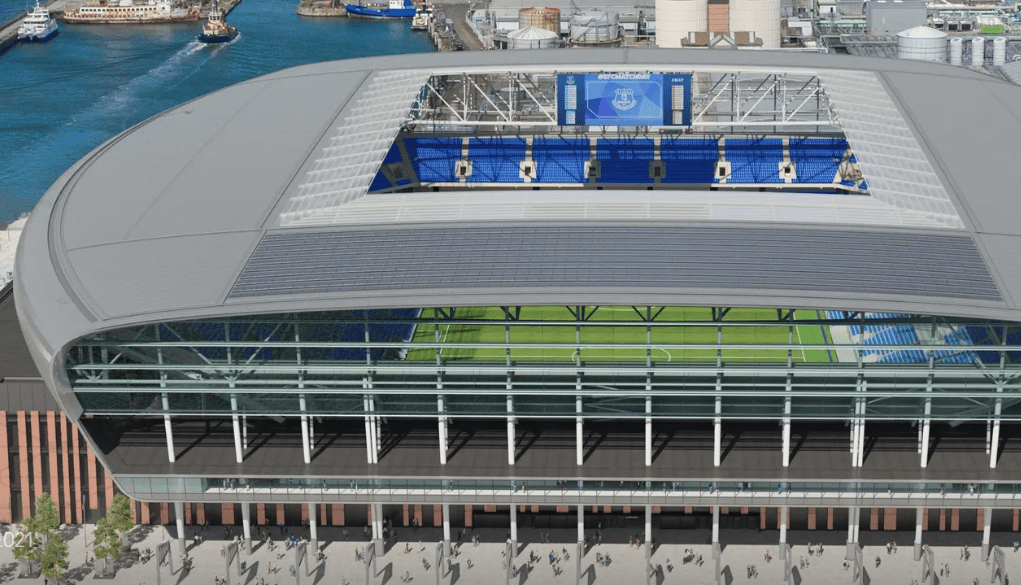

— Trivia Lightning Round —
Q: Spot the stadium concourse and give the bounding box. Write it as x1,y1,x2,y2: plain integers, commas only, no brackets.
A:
12,48,1021,582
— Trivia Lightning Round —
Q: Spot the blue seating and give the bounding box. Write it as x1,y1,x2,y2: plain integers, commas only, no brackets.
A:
466,138,527,183
368,141,407,192
595,138,655,184
660,138,718,184
533,138,589,183
404,137,461,183
790,138,846,183
725,138,783,183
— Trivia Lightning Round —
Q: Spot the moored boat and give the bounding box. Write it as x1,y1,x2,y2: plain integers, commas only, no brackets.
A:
17,1,59,42
197,0,237,43
410,3,430,29
63,0,199,23
345,0,415,19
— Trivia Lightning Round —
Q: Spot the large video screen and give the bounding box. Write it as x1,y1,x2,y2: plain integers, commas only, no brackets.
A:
557,72,692,126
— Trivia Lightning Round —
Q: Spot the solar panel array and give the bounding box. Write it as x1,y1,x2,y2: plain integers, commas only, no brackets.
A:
230,227,1002,302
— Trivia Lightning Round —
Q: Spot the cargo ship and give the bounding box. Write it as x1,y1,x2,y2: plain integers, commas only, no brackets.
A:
63,0,199,23
345,0,415,19
197,0,237,42
17,1,59,41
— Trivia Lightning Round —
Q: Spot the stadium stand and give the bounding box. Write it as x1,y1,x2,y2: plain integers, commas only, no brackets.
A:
533,137,590,183
404,137,461,182
790,138,847,184
368,142,409,192
725,138,784,183
660,138,719,184
595,138,655,183
827,311,981,364
466,138,527,183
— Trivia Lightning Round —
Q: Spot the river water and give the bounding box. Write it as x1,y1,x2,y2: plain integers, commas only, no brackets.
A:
0,0,435,222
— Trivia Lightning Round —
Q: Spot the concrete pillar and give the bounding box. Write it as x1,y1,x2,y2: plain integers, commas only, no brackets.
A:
576,396,583,466
162,395,175,463
438,396,447,465
990,398,1002,469
174,502,186,557
846,506,858,561
921,397,931,468
782,396,791,467
646,505,653,546
510,505,517,553
577,504,584,543
308,503,318,552
712,505,720,545
779,505,788,546
855,416,865,468
982,507,992,560
713,396,722,467
240,502,252,554
442,504,451,554
300,396,311,464
645,396,652,467
507,396,515,466
364,396,375,464
914,507,923,560
231,396,243,463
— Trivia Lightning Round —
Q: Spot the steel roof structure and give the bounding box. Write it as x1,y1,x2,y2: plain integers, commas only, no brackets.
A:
14,48,1021,426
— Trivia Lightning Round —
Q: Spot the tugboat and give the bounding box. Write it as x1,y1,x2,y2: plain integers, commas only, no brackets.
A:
345,0,416,19
197,0,237,43
17,1,59,42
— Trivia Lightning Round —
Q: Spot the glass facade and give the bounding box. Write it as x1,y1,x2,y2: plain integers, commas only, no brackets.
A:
66,307,1021,421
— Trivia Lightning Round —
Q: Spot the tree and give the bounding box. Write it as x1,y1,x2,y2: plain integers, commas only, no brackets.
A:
92,494,135,576
39,534,68,584
13,492,61,577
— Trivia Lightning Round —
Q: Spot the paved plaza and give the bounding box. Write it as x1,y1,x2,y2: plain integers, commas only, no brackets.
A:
0,524,1019,585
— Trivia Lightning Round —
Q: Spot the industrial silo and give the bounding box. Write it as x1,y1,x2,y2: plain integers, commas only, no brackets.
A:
569,9,621,45
654,0,707,48
949,36,963,65
972,36,985,67
518,7,561,34
729,0,781,49
507,25,560,48
895,26,947,62
993,36,1007,66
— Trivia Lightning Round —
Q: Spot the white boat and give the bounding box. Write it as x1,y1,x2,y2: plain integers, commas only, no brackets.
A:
63,0,199,23
17,1,59,42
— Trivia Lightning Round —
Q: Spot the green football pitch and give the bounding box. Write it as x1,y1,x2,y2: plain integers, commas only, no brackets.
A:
407,307,833,363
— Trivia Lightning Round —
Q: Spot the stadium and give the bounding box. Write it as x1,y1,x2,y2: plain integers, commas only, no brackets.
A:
13,48,1021,565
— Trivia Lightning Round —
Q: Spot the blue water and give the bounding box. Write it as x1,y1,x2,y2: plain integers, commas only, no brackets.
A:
0,0,435,223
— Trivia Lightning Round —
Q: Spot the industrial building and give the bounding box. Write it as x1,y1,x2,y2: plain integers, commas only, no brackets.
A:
13,49,1021,569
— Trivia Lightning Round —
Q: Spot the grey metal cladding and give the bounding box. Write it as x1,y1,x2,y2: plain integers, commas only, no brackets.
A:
229,227,1002,301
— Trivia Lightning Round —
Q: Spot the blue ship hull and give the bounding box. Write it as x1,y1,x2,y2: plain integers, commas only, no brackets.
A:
19,27,58,42
198,30,238,43
345,4,415,18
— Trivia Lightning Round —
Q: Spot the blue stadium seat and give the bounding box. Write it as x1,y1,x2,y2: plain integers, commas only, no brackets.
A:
533,138,589,183
595,138,655,184
404,137,461,183
466,138,527,183
790,138,847,184
660,138,718,184
725,138,783,184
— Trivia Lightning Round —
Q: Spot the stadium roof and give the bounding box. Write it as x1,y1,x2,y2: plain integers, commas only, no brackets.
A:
15,48,1021,401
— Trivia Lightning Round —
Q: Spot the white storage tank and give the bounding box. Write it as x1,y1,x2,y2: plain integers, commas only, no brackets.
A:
972,36,985,67
729,0,781,50
507,25,560,48
993,36,1007,66
655,0,707,48
569,9,620,45
895,26,947,62
949,36,963,65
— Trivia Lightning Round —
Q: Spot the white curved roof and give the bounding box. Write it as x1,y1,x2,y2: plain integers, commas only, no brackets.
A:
508,25,559,39
897,26,948,39
14,49,1021,411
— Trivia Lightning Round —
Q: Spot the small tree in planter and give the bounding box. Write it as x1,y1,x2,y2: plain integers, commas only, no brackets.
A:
13,492,61,577
39,534,68,585
92,494,134,576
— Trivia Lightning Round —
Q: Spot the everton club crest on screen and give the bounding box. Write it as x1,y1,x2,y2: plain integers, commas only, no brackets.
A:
557,72,692,126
